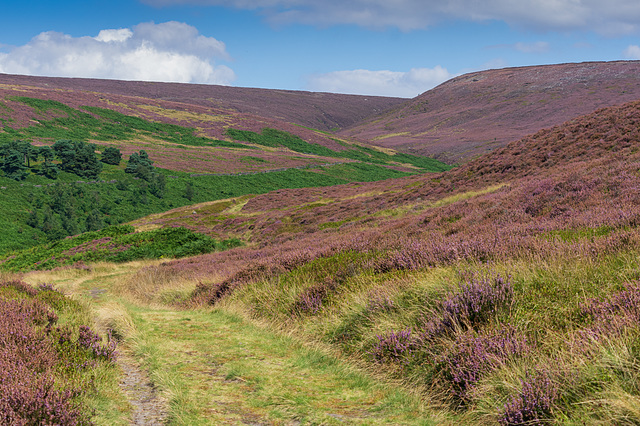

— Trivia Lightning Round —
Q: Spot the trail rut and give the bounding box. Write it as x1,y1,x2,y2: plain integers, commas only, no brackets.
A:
118,353,169,425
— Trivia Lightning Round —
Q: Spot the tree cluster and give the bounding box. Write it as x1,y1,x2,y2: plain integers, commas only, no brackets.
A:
0,140,121,181
52,140,102,179
125,150,165,198
27,183,105,240
0,140,43,180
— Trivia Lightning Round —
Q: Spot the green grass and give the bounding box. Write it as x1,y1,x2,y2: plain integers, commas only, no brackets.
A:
0,225,242,272
4,97,249,149
126,305,440,425
227,128,453,173
541,224,616,242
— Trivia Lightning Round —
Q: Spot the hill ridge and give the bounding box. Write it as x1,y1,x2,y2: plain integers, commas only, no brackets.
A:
340,60,640,163
0,73,406,132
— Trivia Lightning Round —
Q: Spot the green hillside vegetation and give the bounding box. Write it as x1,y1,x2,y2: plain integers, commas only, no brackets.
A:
0,96,452,254
1,97,451,174
1,97,248,149
0,139,419,254
226,127,451,172
0,225,241,272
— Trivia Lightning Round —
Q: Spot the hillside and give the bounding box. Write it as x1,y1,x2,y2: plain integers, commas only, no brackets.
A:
0,80,449,253
128,97,640,266
5,66,640,424
0,73,406,132
340,61,640,163
103,97,640,424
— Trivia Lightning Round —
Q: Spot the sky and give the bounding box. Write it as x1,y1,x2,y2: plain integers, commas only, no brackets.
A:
2,1,640,98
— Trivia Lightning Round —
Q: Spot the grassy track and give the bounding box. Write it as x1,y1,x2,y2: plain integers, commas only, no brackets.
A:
24,262,446,425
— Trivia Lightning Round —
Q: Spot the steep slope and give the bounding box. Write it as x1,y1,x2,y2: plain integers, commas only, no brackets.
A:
0,73,405,132
340,61,640,163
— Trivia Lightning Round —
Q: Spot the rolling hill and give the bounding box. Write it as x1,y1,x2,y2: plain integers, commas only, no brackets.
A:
4,62,640,424
0,73,406,132
116,95,640,424
0,76,450,253
340,60,640,163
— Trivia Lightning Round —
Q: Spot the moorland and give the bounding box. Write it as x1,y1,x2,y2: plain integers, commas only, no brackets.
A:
2,60,640,425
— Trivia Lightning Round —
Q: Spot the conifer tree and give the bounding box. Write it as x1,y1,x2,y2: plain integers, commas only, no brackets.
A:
101,147,122,165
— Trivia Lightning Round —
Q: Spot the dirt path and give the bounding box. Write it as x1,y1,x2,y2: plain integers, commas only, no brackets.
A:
118,353,169,425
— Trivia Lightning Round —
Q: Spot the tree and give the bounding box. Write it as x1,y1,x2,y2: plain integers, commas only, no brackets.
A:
1,150,29,180
149,173,166,198
52,140,102,179
26,144,39,168
125,150,154,181
85,209,104,232
184,181,195,201
101,147,122,165
124,152,140,174
39,161,59,179
52,139,75,171
73,142,102,179
39,146,55,163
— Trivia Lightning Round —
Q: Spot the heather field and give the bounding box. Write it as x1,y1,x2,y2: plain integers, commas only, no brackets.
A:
116,98,640,423
341,61,640,163
3,70,640,424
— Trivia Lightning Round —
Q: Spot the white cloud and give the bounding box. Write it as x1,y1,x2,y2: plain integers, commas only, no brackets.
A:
0,21,235,85
306,66,453,98
95,29,133,43
624,45,640,59
143,0,640,35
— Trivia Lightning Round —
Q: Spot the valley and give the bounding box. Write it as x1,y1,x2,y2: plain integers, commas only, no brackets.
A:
2,61,640,424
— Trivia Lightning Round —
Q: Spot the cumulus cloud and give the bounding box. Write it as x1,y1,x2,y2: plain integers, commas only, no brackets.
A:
0,21,235,85
624,45,640,59
143,0,640,35
306,66,453,98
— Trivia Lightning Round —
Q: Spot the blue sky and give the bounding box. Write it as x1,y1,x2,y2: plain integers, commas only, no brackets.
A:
2,0,640,98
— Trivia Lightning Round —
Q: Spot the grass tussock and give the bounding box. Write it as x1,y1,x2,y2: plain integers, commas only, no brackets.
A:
113,260,200,305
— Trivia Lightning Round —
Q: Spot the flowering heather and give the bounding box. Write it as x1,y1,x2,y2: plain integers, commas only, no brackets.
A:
366,290,395,313
292,277,342,315
572,281,640,347
580,281,640,322
0,280,116,424
77,325,117,362
439,327,529,401
499,372,559,425
293,285,325,315
0,279,39,297
0,297,84,424
368,328,415,364
420,273,513,341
